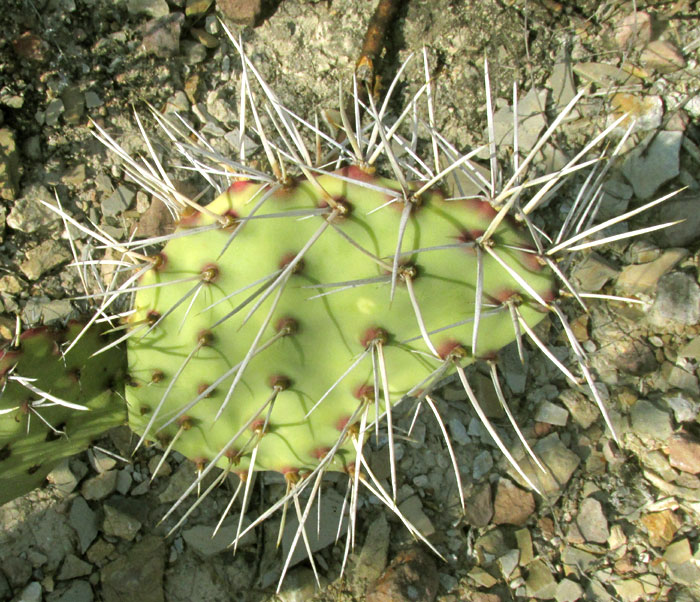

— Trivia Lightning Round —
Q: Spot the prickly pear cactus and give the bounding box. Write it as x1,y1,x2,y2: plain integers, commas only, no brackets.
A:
126,168,556,476
0,323,125,505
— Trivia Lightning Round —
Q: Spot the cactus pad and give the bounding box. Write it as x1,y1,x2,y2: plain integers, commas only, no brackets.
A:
0,324,126,505
125,168,556,478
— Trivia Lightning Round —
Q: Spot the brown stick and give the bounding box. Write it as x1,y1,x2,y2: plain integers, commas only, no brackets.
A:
355,0,404,87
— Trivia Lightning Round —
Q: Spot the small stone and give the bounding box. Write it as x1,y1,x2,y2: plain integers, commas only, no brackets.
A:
57,554,92,580
397,494,435,537
6,184,60,232
84,91,102,109
13,31,48,62
101,184,134,217
182,516,254,556
555,578,583,602
86,539,115,566
61,86,85,125
128,0,169,17
525,559,557,599
535,401,569,427
615,11,652,48
367,547,439,602
616,248,687,296
515,528,533,566
281,488,349,567
190,28,219,49
181,40,207,65
649,272,700,327
0,128,20,201
468,566,498,588
678,337,700,361
561,546,597,573
69,497,98,554
14,582,42,602
621,130,683,199
640,40,686,73
608,93,663,133
46,459,81,496
186,0,213,17
571,253,619,292
353,513,390,590
558,390,598,429
463,482,493,528
45,98,65,126
654,191,700,247
100,536,165,602
612,579,646,602
668,433,700,474
148,455,172,478
641,509,681,548
630,399,673,442
573,62,642,87
492,478,535,526
102,503,142,541
141,13,184,58
217,0,262,26
81,470,118,501
498,549,520,578
663,386,700,423
88,448,117,473
472,449,493,480
448,417,470,445
492,87,548,153
512,434,580,500
576,497,609,544
20,239,70,280
51,580,93,602
2,556,32,589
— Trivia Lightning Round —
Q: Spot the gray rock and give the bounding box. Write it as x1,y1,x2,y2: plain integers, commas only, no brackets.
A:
448,417,470,445
492,87,548,153
47,459,81,496
498,548,520,578
6,185,60,232
571,253,619,292
654,191,700,247
621,130,683,199
352,513,390,590
649,272,700,327
558,390,599,429
472,449,493,480
101,185,134,217
81,470,118,501
69,497,98,554
556,578,583,602
50,580,93,602
281,488,348,568
12,582,42,602
561,546,597,573
45,98,65,126
102,503,142,541
2,556,32,589
525,559,557,599
630,399,673,442
84,91,102,109
100,536,165,602
182,515,254,556
20,239,71,280
87,448,117,474
664,391,699,423
57,554,92,580
576,497,609,544
512,434,580,499
535,401,569,426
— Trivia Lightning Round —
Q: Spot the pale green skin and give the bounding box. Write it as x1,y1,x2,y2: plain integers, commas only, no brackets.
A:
126,169,555,477
0,324,126,505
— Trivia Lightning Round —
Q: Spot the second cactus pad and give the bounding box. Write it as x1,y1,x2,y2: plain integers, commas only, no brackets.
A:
125,168,555,476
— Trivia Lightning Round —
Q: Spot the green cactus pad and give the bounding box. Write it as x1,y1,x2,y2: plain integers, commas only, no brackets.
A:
125,167,556,477
0,323,126,505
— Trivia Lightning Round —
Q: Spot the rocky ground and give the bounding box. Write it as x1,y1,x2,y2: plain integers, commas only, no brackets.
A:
1,0,700,601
